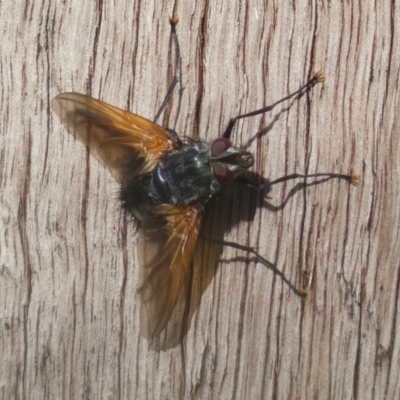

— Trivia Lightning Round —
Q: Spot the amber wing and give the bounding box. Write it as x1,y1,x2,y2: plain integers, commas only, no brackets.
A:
51,93,177,180
138,204,202,338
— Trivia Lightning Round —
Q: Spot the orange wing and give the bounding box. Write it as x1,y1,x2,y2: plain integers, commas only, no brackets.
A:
51,93,177,180
137,204,201,338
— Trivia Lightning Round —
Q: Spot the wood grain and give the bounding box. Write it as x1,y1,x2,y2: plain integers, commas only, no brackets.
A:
1,0,399,399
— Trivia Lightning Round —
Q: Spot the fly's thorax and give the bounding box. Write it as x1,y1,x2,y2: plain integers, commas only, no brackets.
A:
157,140,221,207
118,141,218,220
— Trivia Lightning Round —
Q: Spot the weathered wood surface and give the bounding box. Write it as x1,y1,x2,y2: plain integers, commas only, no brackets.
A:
1,1,399,399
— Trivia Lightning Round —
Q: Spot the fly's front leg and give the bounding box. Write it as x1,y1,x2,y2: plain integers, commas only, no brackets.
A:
223,71,325,140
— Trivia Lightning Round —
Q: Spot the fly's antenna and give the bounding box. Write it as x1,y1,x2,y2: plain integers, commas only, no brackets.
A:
153,15,182,123
222,71,325,140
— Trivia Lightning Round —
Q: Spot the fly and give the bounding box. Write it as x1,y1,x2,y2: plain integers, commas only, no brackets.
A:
51,16,359,339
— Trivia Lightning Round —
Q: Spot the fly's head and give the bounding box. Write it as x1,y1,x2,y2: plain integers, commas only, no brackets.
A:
210,137,254,184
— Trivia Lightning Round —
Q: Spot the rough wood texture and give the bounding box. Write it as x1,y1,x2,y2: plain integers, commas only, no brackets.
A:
1,1,399,399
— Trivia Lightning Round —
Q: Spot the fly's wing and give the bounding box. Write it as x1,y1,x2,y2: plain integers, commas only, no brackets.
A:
51,93,176,180
138,204,201,338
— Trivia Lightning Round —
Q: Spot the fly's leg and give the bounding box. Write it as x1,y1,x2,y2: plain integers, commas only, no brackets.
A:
223,71,325,139
237,172,359,189
165,128,183,146
261,172,359,213
270,172,360,187
153,16,182,123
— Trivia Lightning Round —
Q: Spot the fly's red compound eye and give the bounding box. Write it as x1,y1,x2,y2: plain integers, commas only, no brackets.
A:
211,138,235,184
211,137,232,157
212,164,235,185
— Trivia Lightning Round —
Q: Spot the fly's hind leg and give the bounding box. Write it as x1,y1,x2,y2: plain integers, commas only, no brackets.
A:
153,16,183,123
